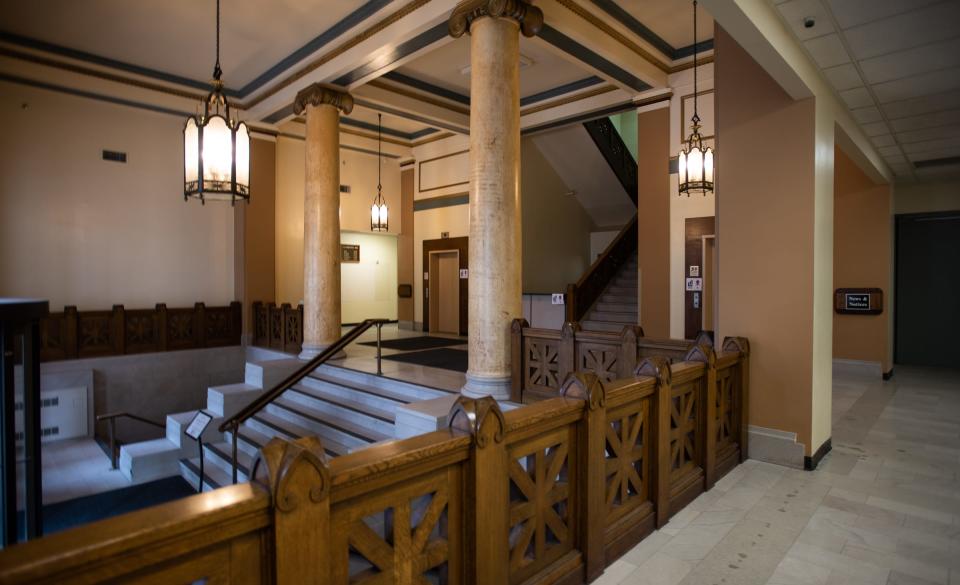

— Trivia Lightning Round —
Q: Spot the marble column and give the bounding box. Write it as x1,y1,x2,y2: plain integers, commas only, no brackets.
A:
450,0,542,399
292,84,354,360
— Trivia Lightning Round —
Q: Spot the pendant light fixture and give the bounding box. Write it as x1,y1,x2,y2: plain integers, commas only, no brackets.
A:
678,0,714,196
370,113,389,232
183,0,249,205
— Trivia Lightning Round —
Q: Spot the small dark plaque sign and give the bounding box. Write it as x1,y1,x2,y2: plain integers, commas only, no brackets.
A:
834,288,882,315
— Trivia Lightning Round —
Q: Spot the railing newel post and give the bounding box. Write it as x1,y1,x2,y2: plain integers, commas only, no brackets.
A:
510,318,528,403
722,337,751,462
560,321,578,384
636,357,672,527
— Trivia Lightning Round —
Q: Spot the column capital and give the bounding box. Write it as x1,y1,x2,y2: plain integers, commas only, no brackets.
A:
448,0,544,38
293,83,354,116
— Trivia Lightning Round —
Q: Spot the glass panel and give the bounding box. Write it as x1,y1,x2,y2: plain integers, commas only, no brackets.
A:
607,113,638,161
704,148,714,185
678,150,687,185
184,118,199,193
235,122,250,195
202,116,232,191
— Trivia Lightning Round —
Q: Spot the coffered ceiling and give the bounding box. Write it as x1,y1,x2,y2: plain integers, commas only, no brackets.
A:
773,0,960,180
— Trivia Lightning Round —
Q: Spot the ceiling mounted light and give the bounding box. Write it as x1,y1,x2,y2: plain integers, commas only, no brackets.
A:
371,113,389,232
183,0,249,205
678,0,714,196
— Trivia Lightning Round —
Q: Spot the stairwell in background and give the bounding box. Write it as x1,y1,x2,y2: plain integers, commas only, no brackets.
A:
580,257,639,332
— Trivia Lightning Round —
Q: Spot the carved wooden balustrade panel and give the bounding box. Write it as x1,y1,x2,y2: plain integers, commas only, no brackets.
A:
667,364,706,504
253,302,304,354
506,424,578,585
331,467,459,584
576,342,621,384
604,397,651,527
524,332,562,392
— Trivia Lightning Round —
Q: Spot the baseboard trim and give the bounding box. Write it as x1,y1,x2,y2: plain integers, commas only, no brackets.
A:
747,425,805,469
833,358,882,379
805,438,832,471
882,368,894,381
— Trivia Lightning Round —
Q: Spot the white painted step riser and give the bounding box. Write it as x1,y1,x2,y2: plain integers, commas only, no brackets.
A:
265,403,370,451
245,416,296,444
299,377,406,414
179,459,240,491
120,443,189,483
202,445,252,480
315,365,447,401
207,384,262,419
284,390,395,437
225,430,263,459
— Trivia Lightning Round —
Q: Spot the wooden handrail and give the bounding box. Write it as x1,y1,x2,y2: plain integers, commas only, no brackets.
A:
566,215,638,322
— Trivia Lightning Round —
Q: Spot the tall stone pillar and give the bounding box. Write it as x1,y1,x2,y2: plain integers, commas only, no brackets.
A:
292,84,354,360
449,0,542,399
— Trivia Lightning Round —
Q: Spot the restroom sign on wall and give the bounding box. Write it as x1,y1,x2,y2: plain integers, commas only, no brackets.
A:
685,277,703,291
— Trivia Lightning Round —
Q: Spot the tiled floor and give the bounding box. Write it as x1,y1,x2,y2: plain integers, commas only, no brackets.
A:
38,437,130,505
598,366,960,585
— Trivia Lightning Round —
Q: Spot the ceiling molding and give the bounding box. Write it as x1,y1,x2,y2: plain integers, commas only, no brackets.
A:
519,84,618,116
383,70,470,105
538,25,652,93
368,79,470,115
519,76,604,106
332,22,448,87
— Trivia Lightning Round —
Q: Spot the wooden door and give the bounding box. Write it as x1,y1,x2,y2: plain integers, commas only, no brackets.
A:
429,251,460,335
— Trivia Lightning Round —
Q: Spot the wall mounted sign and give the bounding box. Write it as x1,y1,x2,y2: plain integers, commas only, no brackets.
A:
459,269,468,279
340,244,360,263
685,277,703,292
689,265,700,277
834,288,883,315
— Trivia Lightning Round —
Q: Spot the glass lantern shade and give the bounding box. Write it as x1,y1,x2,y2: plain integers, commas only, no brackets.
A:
678,129,714,195
183,112,250,205
371,195,389,232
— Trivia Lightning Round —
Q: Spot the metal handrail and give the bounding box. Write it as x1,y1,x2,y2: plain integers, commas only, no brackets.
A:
218,318,389,483
96,412,165,469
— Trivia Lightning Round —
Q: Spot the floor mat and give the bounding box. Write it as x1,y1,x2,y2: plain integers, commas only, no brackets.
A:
26,476,196,537
381,347,468,372
358,336,464,351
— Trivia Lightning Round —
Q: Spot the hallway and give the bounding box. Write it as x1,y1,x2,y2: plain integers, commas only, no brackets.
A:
600,367,960,585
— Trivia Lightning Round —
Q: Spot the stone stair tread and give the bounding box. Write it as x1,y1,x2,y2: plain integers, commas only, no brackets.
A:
205,441,256,476
290,384,396,423
210,382,261,395
580,320,628,332
179,457,230,491
306,371,417,404
587,311,639,323
229,424,273,452
251,411,352,457
273,397,390,444
120,437,175,457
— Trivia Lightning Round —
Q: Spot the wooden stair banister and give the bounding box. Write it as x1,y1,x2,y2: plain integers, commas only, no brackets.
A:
566,215,638,322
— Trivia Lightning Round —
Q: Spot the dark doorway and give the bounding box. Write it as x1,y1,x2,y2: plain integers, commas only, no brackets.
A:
895,211,960,367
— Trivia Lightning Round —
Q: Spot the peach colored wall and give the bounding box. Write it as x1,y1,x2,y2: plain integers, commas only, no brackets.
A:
637,106,671,338
715,27,821,455
833,146,892,372
240,138,277,337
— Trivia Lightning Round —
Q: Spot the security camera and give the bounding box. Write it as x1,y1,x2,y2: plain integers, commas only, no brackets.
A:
803,16,816,29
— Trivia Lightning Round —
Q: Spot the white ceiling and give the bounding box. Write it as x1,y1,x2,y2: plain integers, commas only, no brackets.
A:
612,0,716,50
0,0,364,88
773,0,960,180
395,35,599,99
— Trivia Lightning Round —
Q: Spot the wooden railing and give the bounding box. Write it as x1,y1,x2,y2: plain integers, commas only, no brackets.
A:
38,301,242,361
511,318,693,403
252,301,304,354
565,216,638,323
0,337,749,584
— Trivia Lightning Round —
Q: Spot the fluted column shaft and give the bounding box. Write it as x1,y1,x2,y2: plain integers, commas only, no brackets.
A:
294,84,354,360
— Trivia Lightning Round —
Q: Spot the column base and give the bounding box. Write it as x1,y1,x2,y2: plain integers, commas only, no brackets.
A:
461,372,512,401
298,343,347,361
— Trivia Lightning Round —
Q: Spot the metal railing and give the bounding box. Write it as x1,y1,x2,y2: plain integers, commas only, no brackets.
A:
218,318,389,483
96,412,165,469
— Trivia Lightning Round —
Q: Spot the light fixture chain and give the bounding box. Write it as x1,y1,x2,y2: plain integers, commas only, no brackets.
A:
214,0,222,80
377,113,382,192
693,0,698,121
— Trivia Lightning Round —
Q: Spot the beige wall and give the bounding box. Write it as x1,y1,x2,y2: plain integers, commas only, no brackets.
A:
637,105,671,338
521,138,594,293
833,146,893,372
274,133,402,319
715,27,823,456
894,180,960,214
240,138,277,336
340,232,398,323
0,81,235,310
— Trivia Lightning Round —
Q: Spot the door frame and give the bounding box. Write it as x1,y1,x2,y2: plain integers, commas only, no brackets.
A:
684,216,715,339
428,249,461,334
422,236,468,335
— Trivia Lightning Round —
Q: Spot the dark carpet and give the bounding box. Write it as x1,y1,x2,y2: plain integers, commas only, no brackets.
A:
22,476,196,538
381,347,468,372
358,336,464,351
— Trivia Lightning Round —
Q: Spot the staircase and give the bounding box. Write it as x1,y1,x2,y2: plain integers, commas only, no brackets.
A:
179,363,451,490
580,257,638,332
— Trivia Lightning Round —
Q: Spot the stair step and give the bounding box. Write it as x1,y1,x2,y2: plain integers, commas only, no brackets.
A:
247,411,350,458
580,320,630,333
288,384,396,437
204,441,256,480
595,302,636,313
179,457,231,492
587,310,638,323
225,425,272,458
300,374,411,415
600,293,636,304
312,366,453,401
268,398,385,452
606,285,637,295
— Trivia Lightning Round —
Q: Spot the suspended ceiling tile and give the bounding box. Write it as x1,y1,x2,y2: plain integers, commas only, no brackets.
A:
823,63,863,91
901,137,960,155
871,134,896,148
889,109,960,133
897,124,960,145
843,2,960,61
851,106,883,124
826,0,941,30
803,34,850,69
878,145,904,157
775,0,835,41
872,67,960,104
884,153,909,165
839,86,874,109
859,38,960,85
881,90,960,119
861,121,890,137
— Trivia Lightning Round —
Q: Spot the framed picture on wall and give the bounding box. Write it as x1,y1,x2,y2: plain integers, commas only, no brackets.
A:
341,244,360,263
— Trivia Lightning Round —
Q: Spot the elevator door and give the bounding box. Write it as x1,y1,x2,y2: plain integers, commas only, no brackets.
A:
429,251,460,335
895,212,960,367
